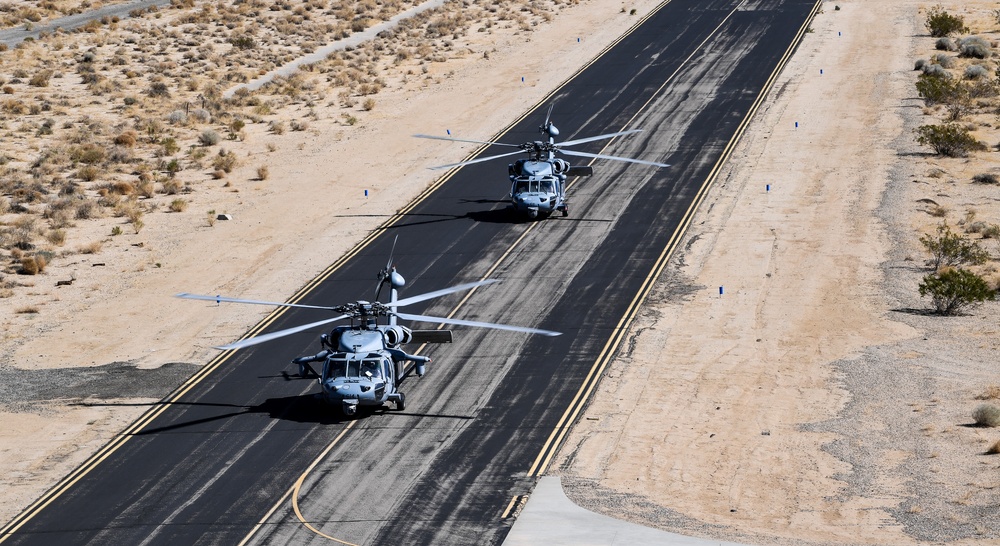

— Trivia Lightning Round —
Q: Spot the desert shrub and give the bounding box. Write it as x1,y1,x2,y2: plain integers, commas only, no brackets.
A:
931,53,955,69
920,223,990,270
161,178,183,194
914,58,927,71
19,255,46,275
916,73,960,104
978,385,1000,400
973,404,1000,427
160,137,180,156
199,129,221,146
988,440,1000,455
190,108,211,124
168,110,188,125
212,149,238,173
983,225,1000,239
972,173,999,185
965,65,989,80
75,199,99,219
147,82,170,98
935,37,956,51
3,217,38,250
256,165,269,180
46,229,66,246
919,268,994,315
114,131,138,147
925,6,968,37
228,35,256,50
958,36,991,59
70,143,107,164
211,169,226,180
915,124,986,157
921,63,950,78
28,70,52,87
363,97,376,111
269,120,285,135
290,120,308,131
164,159,181,176
169,198,188,212
80,240,103,253
76,165,101,181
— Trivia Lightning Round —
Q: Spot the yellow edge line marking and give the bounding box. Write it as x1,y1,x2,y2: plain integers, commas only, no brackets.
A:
500,496,520,520
526,0,824,478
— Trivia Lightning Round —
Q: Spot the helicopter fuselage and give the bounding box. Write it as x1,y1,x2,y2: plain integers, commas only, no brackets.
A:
508,159,568,219
297,326,425,415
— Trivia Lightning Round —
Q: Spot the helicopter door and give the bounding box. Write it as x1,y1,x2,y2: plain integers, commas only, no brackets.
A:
383,359,394,386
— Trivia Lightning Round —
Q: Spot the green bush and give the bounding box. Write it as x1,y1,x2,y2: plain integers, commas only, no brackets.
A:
925,5,968,37
915,124,986,157
919,268,994,315
915,74,961,105
920,223,990,270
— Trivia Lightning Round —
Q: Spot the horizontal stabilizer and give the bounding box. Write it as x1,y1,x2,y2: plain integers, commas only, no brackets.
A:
567,165,593,177
410,330,453,344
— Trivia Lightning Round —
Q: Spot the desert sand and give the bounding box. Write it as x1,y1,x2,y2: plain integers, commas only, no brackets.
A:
1,0,999,544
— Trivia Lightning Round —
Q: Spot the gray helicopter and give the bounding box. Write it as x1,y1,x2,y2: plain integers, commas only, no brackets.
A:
177,261,559,416
415,105,669,219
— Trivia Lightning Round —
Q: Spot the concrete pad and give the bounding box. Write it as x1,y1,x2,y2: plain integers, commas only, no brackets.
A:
504,477,746,546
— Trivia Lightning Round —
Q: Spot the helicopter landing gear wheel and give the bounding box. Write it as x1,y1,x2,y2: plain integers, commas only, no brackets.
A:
562,207,569,217
396,392,406,412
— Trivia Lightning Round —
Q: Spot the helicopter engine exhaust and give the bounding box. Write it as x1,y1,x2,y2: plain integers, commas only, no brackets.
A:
382,326,412,346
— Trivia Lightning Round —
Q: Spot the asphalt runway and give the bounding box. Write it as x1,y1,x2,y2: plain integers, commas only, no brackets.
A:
0,0,820,544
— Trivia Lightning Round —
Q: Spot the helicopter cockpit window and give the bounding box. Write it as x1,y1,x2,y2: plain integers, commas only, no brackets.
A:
514,179,529,194
539,179,555,193
361,359,381,379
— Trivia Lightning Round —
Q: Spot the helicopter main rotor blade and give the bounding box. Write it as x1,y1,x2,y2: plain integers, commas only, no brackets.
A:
559,149,670,168
216,314,350,350
394,312,561,337
392,280,500,308
543,103,555,129
175,293,337,311
555,129,643,148
413,134,520,148
427,150,526,171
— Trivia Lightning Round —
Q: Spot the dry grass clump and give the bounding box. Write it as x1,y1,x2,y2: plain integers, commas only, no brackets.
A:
973,404,1000,427
987,440,1000,455
79,240,102,254
256,165,269,180
976,385,1000,400
19,254,47,275
169,198,188,212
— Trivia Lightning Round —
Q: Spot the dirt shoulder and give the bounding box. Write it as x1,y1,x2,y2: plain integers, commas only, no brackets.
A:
555,1,1000,544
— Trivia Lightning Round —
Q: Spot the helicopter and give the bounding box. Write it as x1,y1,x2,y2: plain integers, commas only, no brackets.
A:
176,260,559,416
414,104,670,219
